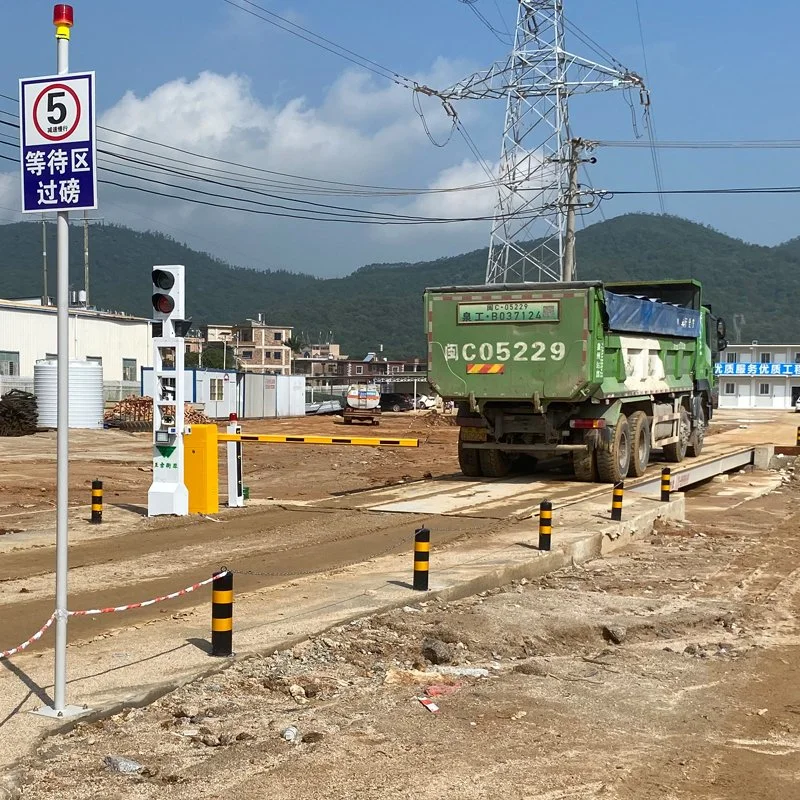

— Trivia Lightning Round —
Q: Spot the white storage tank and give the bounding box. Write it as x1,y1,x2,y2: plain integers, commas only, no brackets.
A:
34,359,104,429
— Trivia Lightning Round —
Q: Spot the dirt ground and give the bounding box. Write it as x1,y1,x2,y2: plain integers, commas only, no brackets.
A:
0,408,796,653
0,407,796,526
12,467,800,799
2,407,799,798
0,411,459,527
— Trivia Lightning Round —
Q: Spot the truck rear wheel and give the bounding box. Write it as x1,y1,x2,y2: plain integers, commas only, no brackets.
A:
596,414,631,484
479,448,512,478
664,408,690,463
627,411,651,477
457,436,483,477
573,449,598,482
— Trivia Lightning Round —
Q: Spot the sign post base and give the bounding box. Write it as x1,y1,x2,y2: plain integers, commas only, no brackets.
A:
31,704,89,720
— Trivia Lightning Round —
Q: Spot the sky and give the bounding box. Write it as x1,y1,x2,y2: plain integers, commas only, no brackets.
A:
1,1,799,279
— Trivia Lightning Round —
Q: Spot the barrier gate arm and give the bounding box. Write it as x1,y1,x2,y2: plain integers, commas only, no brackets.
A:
217,433,419,447
185,425,420,514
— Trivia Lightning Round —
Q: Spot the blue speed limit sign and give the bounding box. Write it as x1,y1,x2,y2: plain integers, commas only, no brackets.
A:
19,71,97,213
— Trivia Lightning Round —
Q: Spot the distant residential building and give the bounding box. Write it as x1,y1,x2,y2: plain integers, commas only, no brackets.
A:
184,335,203,355
199,318,292,375
232,317,293,376
300,342,347,360
201,324,233,343
296,351,428,384
715,343,800,409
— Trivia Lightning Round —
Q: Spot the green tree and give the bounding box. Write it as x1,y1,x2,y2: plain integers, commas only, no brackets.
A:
285,335,306,354
186,342,239,369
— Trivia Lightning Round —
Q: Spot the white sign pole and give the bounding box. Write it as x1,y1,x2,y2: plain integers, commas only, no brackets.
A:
50,3,83,719
21,8,97,716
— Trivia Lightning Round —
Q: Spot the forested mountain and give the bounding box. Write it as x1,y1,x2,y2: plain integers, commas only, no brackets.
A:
0,214,795,357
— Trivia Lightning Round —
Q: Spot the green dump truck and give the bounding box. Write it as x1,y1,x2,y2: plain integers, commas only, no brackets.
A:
425,280,727,483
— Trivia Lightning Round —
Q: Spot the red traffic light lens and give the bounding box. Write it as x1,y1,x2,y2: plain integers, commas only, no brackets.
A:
152,269,175,291
152,294,175,314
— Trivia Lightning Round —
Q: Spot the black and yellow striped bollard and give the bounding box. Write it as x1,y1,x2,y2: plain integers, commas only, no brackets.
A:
90,480,103,524
611,481,624,521
660,467,671,502
413,527,430,591
211,568,234,657
796,426,800,447
538,500,552,551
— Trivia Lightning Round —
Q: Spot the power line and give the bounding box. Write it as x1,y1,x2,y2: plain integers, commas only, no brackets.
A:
0,148,528,225
562,15,627,71
458,0,513,46
454,118,497,186
597,139,800,150
489,0,512,37
221,0,418,90
0,127,499,224
0,101,500,197
599,186,800,196
634,0,666,215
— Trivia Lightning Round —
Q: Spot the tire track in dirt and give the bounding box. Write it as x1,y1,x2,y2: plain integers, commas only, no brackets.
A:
0,511,488,654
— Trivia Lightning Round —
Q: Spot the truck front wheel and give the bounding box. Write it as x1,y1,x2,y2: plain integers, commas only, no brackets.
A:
596,415,631,483
458,435,483,477
479,448,512,478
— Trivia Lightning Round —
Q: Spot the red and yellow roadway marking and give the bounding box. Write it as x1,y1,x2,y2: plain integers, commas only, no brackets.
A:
466,363,505,374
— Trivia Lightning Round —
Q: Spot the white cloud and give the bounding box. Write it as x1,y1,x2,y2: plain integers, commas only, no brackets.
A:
0,63,503,275
372,158,497,250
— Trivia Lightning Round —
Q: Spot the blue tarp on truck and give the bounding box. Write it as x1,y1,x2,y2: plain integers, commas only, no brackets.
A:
604,291,702,339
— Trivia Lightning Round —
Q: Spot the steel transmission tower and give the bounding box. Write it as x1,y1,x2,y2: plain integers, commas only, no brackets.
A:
424,1,646,283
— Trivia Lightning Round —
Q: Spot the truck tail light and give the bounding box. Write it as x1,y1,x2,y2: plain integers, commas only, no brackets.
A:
569,419,606,429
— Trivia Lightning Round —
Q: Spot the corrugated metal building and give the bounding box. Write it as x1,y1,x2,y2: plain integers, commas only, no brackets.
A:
0,298,151,382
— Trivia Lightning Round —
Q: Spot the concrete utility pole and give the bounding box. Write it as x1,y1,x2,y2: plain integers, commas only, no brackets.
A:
563,138,581,283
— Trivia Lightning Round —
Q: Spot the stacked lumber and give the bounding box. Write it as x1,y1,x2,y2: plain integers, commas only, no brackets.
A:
0,390,38,436
104,396,212,426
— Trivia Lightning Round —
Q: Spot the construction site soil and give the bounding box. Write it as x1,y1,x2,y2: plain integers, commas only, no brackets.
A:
13,476,800,800
0,408,798,798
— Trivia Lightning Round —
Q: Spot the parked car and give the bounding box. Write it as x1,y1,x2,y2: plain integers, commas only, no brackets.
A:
416,394,438,410
379,393,414,412
795,396,800,413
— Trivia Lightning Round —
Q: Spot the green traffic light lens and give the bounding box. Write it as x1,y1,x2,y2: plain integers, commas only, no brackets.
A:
152,269,175,291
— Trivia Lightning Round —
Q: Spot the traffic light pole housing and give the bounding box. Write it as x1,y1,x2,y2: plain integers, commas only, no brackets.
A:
148,264,190,517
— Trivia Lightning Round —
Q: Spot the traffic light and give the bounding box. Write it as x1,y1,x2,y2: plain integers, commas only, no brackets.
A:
151,265,191,337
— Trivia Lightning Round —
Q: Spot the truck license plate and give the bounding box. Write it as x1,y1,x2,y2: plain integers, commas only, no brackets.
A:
461,427,487,442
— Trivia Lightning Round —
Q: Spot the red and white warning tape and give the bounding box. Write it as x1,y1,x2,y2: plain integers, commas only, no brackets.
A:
0,571,228,660
0,614,56,660
69,570,227,617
